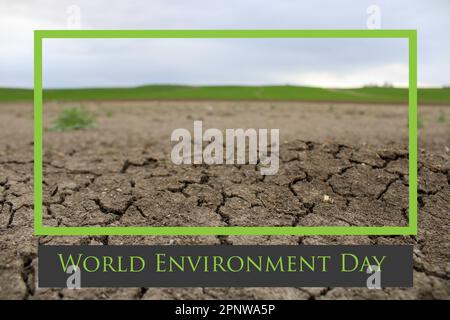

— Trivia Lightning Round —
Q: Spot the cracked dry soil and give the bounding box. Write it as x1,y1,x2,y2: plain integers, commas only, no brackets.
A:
0,101,449,299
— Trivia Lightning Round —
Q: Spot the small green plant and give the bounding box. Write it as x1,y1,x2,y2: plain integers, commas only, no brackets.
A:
50,107,95,131
437,111,446,123
328,105,335,112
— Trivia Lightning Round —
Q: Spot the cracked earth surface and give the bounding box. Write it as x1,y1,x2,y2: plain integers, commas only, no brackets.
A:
0,101,449,299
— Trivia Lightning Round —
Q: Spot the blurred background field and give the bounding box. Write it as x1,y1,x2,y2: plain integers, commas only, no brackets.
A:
1,85,450,104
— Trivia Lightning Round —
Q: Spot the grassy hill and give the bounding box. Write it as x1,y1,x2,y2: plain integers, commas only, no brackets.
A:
1,85,450,104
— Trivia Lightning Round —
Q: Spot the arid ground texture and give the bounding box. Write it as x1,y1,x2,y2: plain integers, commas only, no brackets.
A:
0,100,449,299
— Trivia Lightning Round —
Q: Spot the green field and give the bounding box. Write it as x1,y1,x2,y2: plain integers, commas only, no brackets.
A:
1,85,450,104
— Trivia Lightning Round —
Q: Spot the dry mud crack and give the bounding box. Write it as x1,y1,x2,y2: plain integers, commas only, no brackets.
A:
0,140,449,299
39,140,415,229
0,101,449,299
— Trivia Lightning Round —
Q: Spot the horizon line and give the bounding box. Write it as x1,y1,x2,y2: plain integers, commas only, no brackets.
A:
1,84,448,90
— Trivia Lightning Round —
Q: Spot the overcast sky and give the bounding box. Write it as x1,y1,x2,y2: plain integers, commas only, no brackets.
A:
0,0,449,88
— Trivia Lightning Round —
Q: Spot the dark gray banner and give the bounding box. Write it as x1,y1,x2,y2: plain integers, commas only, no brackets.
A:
38,245,412,288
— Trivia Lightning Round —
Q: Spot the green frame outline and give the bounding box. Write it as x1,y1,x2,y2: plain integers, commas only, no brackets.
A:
34,29,417,236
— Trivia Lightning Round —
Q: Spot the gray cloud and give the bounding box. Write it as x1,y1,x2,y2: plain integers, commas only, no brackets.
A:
0,0,449,88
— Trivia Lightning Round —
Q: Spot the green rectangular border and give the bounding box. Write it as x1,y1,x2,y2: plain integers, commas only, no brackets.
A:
34,29,417,236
